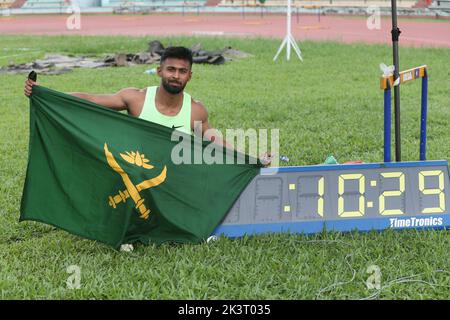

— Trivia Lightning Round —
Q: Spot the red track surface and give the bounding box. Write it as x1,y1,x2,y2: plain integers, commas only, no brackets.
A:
1,14,450,47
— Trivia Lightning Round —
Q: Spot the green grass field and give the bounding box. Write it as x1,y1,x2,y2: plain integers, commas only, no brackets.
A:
0,35,449,299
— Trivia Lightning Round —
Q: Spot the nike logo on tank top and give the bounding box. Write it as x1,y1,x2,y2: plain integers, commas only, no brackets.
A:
139,86,192,135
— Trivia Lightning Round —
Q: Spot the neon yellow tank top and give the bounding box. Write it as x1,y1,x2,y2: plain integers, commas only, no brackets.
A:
139,86,192,135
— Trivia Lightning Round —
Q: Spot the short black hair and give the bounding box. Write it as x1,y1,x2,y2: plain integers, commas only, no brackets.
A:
160,46,193,67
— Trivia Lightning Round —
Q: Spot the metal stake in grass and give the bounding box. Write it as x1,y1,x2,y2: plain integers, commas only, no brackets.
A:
273,0,303,61
390,0,402,161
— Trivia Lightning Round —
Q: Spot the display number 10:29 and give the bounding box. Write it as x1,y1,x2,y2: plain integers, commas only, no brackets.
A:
301,170,446,217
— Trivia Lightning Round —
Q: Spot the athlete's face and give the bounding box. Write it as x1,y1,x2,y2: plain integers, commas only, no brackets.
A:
158,58,192,94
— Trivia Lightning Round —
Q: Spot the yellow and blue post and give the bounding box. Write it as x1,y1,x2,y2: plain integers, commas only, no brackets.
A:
381,65,428,162
384,81,392,163
420,69,428,161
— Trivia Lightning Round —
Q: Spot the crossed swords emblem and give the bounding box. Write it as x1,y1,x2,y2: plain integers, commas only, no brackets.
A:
104,143,167,220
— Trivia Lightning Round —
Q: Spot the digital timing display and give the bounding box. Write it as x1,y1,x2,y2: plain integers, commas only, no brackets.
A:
214,161,450,237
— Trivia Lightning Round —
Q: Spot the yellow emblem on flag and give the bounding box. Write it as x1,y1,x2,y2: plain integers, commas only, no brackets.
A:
104,143,167,220
120,150,154,169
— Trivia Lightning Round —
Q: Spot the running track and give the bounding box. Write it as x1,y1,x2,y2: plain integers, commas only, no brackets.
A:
1,14,450,47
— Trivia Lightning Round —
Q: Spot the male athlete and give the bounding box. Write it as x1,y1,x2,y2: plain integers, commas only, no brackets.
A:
25,46,272,163
25,47,213,140
24,46,271,251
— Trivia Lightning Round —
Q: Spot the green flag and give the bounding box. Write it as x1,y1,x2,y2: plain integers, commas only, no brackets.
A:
20,86,261,249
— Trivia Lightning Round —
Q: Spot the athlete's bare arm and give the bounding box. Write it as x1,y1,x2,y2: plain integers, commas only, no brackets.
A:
25,79,144,116
69,88,146,116
192,99,272,165
70,91,129,111
191,99,234,150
